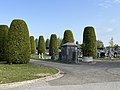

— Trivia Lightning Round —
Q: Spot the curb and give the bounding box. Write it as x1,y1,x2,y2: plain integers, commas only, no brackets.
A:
0,68,64,89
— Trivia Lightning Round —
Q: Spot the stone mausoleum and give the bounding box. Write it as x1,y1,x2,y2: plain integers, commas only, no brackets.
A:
60,43,78,63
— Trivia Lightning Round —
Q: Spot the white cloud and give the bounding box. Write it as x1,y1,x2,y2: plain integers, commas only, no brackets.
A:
99,0,120,8
106,28,113,32
114,0,120,3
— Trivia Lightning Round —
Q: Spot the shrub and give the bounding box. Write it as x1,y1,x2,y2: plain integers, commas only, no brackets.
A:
49,34,58,56
38,36,46,54
82,26,97,58
0,25,9,61
62,30,74,44
30,36,36,54
6,19,31,64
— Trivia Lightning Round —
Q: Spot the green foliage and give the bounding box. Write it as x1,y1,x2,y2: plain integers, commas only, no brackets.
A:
38,36,46,54
114,44,119,50
109,37,114,48
0,25,9,61
82,26,97,58
62,30,74,44
49,34,59,56
57,37,62,49
46,38,50,49
30,36,36,54
35,38,38,49
97,40,104,49
6,19,31,64
76,41,79,45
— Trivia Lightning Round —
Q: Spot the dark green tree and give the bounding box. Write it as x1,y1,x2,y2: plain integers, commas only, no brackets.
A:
82,26,97,58
6,19,31,64
49,34,59,56
38,36,46,54
62,30,74,44
46,38,50,49
57,37,62,49
0,25,9,61
30,36,36,54
97,40,104,49
76,41,79,45
114,44,119,50
35,38,38,50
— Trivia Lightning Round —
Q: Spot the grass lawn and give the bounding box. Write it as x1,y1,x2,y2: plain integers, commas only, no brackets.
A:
0,63,58,84
31,54,51,60
31,54,59,61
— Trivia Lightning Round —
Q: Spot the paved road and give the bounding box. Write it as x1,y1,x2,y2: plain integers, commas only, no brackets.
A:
1,59,120,90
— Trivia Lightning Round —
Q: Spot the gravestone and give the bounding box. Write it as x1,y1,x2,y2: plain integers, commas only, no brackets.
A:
60,43,78,63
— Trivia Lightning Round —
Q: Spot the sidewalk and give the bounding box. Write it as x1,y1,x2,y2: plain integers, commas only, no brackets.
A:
3,81,120,90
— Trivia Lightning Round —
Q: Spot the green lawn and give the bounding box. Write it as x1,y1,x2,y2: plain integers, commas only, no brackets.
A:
0,63,58,84
31,54,59,61
31,54,51,60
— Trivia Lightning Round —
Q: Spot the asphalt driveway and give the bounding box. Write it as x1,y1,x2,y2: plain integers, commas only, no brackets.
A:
30,59,120,86
1,59,120,90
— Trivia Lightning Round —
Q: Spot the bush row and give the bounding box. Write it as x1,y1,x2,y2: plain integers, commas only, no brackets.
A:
0,19,97,63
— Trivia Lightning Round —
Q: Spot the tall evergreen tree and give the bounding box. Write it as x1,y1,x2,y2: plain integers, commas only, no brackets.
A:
0,25,9,61
82,26,97,58
62,30,74,44
30,36,36,54
46,38,50,49
6,19,31,64
35,38,38,49
38,36,46,54
49,34,58,56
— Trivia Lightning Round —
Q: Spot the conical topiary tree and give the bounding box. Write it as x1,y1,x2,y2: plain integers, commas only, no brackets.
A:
49,34,58,56
62,30,74,44
30,36,36,54
35,38,38,50
38,36,46,54
82,26,97,58
6,19,31,64
0,25,9,61
46,38,50,49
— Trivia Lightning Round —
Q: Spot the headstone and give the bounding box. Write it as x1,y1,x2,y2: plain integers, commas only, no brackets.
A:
39,53,41,59
108,50,111,60
41,53,43,59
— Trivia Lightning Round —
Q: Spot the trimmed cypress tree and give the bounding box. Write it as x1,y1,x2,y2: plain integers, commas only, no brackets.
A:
35,38,38,49
0,25,9,61
6,19,31,64
49,34,58,56
30,36,36,54
38,36,46,54
46,38,50,49
82,26,97,58
62,30,74,44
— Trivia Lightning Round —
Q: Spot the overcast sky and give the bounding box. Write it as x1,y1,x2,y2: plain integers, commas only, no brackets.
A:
0,0,120,46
